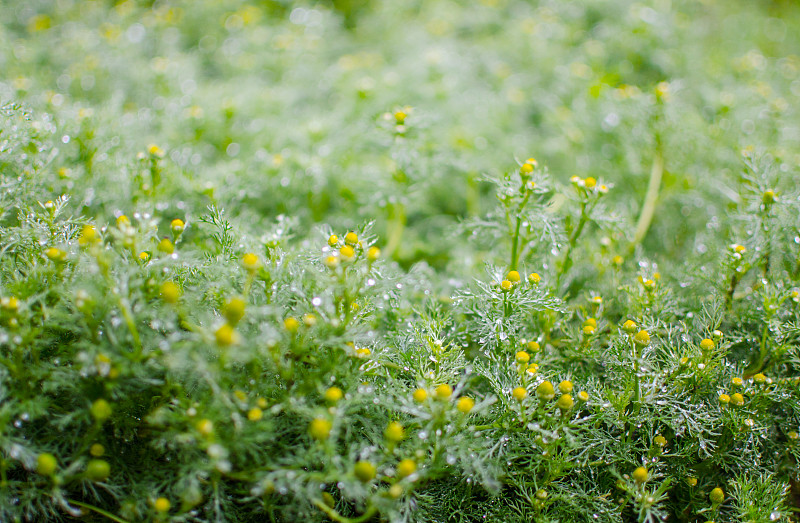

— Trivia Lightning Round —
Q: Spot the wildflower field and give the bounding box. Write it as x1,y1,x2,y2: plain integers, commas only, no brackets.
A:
2,0,800,521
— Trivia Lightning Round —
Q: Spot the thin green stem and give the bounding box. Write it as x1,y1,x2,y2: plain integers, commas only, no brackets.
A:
67,500,131,523
631,138,663,250
312,499,377,523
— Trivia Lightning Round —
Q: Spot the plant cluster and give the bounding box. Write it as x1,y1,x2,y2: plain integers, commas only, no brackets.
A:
2,1,800,522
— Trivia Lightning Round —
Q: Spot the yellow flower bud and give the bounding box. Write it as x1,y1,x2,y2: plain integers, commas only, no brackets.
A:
435,384,453,400
327,234,338,247
309,417,332,441
170,218,185,234
633,330,650,347
536,381,555,401
528,273,541,285
396,459,416,478
385,422,405,442
457,396,475,413
223,297,246,325
709,487,724,505
344,232,359,246
700,339,715,351
157,238,174,254
354,461,376,482
324,387,343,403
284,317,300,333
160,281,181,304
558,380,573,394
515,351,530,364
412,388,428,403
556,393,574,410
154,497,171,513
507,270,520,283
241,252,261,272
90,399,112,422
367,246,381,261
36,453,58,476
632,466,648,483
339,245,355,261
512,387,528,401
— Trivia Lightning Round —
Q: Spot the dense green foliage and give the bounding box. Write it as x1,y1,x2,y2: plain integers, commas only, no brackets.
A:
2,0,800,521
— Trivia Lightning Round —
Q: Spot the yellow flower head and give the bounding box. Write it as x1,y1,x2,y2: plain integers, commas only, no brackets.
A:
457,396,475,413
512,387,528,401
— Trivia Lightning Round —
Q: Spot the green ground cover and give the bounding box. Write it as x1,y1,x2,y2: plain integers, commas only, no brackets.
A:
2,0,800,521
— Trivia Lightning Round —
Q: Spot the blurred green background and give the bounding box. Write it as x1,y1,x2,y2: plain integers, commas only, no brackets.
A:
1,0,799,271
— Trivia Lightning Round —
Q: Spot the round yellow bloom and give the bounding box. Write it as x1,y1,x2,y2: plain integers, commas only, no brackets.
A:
156,238,173,254
36,453,58,476
528,273,541,285
753,373,766,384
700,338,715,351
223,297,246,325
709,487,724,505
247,408,263,421
732,377,743,387
536,381,555,401
500,280,513,292
512,387,528,401
284,317,300,333
719,393,730,404
196,419,213,436
730,393,744,407
79,225,99,246
582,325,596,335
435,384,453,400
457,397,475,413
385,422,405,442
354,461,376,482
90,399,112,421
154,497,171,513
515,351,530,364
584,176,597,189
90,443,105,457
241,253,261,272
215,324,238,346
327,234,338,247
160,281,181,304
45,247,67,262
633,330,650,347
367,246,381,261
394,111,407,124
507,270,521,283
396,459,416,478
622,320,637,333
309,417,332,441
344,232,359,246
632,466,648,483
116,215,130,227
558,380,573,394
339,245,355,261
577,391,589,402
86,459,110,482
556,393,573,410
170,218,185,234
324,387,343,403
139,251,151,262
412,388,428,403
324,255,339,269
584,318,597,328
654,435,667,447
527,340,540,352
